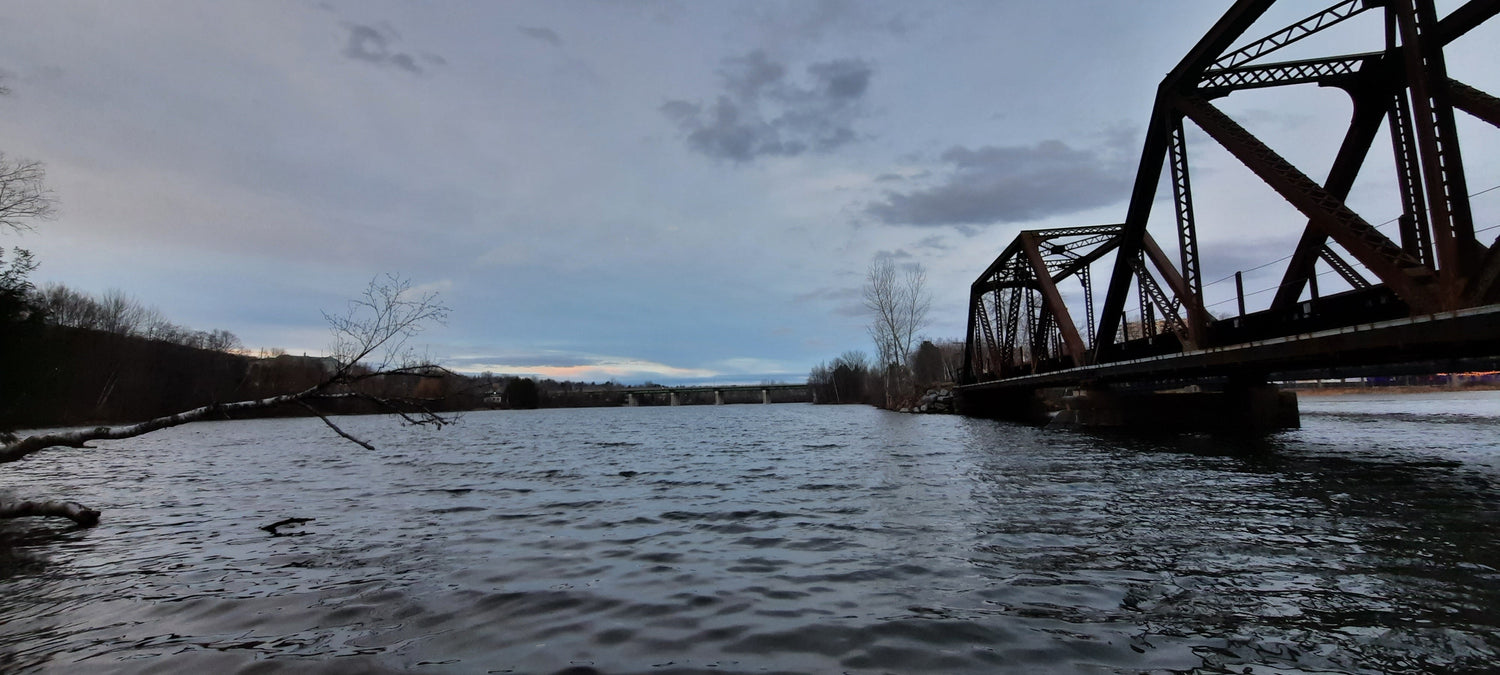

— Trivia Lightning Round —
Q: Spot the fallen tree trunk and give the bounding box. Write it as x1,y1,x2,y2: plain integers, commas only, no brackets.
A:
0,499,100,527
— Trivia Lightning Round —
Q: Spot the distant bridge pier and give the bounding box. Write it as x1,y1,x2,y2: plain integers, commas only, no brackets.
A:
714,390,724,405
625,393,637,407
670,392,680,406
761,389,770,404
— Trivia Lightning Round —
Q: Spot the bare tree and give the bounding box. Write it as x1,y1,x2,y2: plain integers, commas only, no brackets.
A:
864,256,931,405
0,153,56,233
0,274,453,526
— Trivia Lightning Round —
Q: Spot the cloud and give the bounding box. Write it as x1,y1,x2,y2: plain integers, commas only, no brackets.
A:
866,140,1134,227
447,351,719,381
517,26,562,47
341,23,439,74
662,50,873,163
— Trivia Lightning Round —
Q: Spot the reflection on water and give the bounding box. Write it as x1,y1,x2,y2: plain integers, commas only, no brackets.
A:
2,392,1499,673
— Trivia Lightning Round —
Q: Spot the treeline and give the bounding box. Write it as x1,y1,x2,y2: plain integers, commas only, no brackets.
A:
1,324,480,430
30,283,243,353
807,339,964,407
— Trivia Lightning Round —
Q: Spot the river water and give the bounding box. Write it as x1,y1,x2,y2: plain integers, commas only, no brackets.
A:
2,391,1499,673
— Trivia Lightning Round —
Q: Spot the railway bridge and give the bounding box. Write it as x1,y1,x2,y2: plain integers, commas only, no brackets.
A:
957,0,1500,430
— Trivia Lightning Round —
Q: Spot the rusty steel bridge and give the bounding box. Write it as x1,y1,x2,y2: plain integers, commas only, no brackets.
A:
957,0,1500,429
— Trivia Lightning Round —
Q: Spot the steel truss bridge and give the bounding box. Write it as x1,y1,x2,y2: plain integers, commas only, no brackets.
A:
958,0,1500,427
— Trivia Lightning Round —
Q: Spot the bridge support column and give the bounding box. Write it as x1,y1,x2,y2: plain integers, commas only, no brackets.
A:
954,387,1053,425
670,392,680,406
626,393,636,407
761,389,770,404
1052,382,1298,432
714,390,723,405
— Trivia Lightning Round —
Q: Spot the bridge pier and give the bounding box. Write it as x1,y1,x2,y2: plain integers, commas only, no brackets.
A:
958,381,1298,433
670,392,680,406
625,393,637,407
1051,382,1299,433
714,390,723,405
761,389,770,404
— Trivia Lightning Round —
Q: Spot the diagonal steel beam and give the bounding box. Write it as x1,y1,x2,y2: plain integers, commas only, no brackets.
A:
1448,78,1500,128
1437,0,1500,43
1020,232,1088,361
1319,246,1373,289
1095,109,1171,361
1176,94,1441,312
1271,82,1392,310
1141,231,1205,347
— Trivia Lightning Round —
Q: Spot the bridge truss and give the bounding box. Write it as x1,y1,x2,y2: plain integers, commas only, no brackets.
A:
963,0,1500,384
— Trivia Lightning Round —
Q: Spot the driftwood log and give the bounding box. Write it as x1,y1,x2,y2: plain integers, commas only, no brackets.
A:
0,499,100,527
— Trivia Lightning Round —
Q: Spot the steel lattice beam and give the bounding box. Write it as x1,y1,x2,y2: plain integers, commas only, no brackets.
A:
1199,54,1375,94
1208,0,1371,71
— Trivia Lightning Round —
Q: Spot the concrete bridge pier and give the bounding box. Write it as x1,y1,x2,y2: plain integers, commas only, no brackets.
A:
761,389,770,404
670,392,680,406
714,390,724,405
625,393,637,407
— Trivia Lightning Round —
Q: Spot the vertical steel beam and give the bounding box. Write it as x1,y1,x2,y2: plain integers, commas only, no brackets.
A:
1390,89,1437,268
1168,117,1209,342
1078,264,1096,351
1392,0,1479,301
1003,285,1022,369
962,285,987,382
1235,271,1247,317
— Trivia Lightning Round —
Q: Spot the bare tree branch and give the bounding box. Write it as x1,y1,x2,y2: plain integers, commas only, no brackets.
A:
0,153,56,233
297,401,376,451
1,275,454,523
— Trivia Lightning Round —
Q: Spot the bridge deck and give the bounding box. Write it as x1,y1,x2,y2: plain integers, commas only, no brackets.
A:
959,303,1500,393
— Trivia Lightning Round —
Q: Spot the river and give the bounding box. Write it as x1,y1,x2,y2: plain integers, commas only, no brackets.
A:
2,391,1499,673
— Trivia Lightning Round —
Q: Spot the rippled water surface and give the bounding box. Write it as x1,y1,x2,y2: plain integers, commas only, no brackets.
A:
3,392,1500,673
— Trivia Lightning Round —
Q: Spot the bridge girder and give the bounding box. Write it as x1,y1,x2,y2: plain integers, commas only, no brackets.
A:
961,0,1500,385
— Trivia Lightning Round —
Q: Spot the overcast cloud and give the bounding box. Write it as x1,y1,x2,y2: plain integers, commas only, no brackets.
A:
867,140,1135,227
662,50,874,162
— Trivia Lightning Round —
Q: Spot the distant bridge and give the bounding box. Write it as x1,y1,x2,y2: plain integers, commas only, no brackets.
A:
618,384,811,406
957,0,1500,431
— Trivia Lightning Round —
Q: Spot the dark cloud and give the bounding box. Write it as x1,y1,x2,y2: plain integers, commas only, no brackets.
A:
518,26,562,47
341,23,436,75
866,140,1133,227
662,50,873,163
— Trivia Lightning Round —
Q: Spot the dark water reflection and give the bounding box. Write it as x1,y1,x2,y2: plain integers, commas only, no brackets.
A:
2,392,1499,673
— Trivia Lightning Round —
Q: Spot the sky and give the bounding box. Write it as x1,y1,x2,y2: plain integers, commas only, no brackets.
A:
1,1,1497,384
